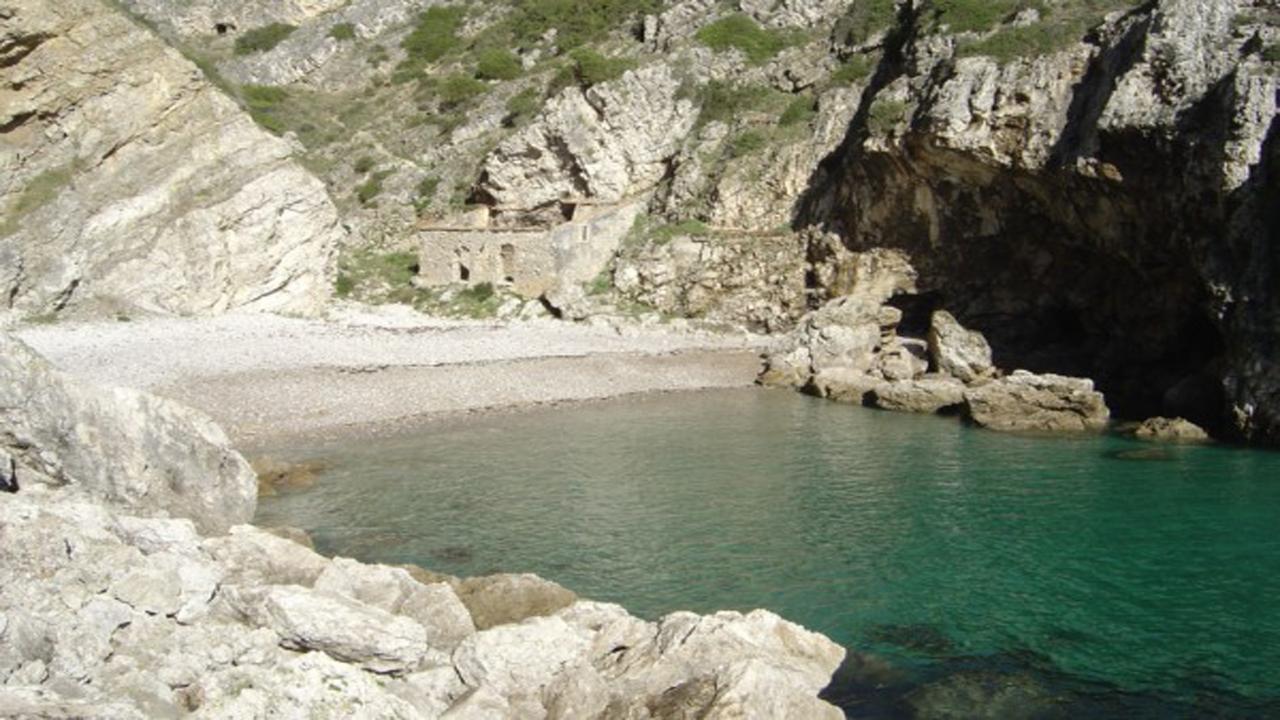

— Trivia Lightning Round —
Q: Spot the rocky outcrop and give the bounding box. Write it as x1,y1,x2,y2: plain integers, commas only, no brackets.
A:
964,372,1111,434
803,0,1279,443
479,65,700,211
0,334,255,534
1133,416,1212,443
1,324,846,717
0,0,340,321
763,254,1113,434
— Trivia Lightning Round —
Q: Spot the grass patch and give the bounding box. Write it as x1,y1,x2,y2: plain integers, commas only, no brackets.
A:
648,218,712,244
779,96,817,126
234,23,297,55
414,176,440,214
867,97,909,134
830,54,875,84
946,0,1147,60
728,129,770,158
928,0,1018,34
475,48,523,80
695,13,798,65
354,156,376,174
0,167,74,237
241,84,290,134
495,0,663,51
329,23,357,41
1264,43,1280,62
333,249,418,303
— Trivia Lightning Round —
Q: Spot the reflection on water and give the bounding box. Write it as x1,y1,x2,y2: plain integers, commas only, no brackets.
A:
257,388,1280,717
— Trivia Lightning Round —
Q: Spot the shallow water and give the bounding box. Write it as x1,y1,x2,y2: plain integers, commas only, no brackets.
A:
256,389,1280,717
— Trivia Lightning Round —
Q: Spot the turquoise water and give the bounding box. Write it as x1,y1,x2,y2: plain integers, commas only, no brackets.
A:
256,389,1280,717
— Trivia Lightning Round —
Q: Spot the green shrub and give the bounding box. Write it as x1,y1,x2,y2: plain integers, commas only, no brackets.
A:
1264,43,1280,63
234,23,297,55
460,282,495,303
695,13,796,65
504,87,543,125
402,7,465,62
329,23,356,41
834,0,897,45
354,156,376,174
779,96,817,126
694,80,781,126
475,48,523,80
867,97,908,134
356,170,392,205
568,47,635,86
830,55,875,84
437,73,488,108
333,249,418,303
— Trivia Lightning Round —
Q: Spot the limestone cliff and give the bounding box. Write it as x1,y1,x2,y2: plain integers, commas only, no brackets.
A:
796,0,1279,443
0,0,341,320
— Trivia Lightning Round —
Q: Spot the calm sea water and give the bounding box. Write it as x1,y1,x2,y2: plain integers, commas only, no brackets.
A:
256,389,1280,717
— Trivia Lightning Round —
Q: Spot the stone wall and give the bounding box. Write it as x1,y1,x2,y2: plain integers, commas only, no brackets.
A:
418,202,643,298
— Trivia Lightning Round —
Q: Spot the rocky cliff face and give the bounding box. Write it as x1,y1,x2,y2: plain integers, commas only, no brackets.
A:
795,0,1278,443
0,0,341,321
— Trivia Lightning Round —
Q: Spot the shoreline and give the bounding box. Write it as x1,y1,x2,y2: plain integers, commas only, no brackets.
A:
15,307,771,447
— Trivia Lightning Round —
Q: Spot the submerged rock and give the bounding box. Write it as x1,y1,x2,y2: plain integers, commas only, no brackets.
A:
964,371,1111,433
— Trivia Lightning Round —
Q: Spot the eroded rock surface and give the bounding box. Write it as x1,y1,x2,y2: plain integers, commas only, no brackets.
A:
965,372,1111,434
0,0,339,321
0,334,255,533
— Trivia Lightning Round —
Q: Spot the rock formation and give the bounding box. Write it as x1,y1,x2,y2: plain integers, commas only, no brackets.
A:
0,334,256,533
799,0,1279,443
0,335,846,717
0,0,340,321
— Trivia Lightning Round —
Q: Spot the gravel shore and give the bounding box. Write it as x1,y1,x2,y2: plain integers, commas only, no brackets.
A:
16,305,770,445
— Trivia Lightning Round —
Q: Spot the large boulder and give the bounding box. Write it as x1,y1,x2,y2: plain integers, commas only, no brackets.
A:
229,585,431,675
316,558,476,651
1133,417,1211,443
964,371,1110,433
871,376,968,415
928,311,995,384
0,333,255,533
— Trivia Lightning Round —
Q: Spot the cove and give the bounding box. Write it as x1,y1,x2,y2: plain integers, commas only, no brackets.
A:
256,388,1280,717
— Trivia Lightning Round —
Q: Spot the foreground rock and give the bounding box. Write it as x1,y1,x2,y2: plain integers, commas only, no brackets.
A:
0,337,846,717
0,0,339,321
964,372,1111,434
0,333,255,533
